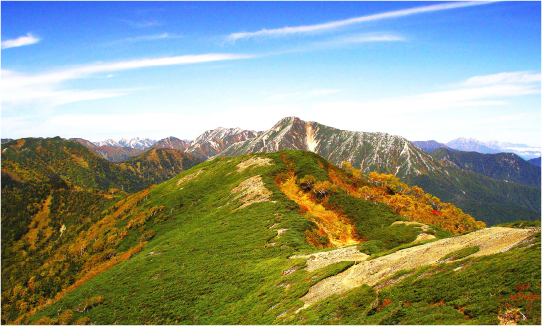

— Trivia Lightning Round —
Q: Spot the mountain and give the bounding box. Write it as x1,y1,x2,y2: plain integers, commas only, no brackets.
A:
71,138,144,162
93,137,157,149
411,140,449,152
220,117,437,178
186,127,260,160
1,138,14,144
219,117,540,226
446,138,541,160
152,136,191,151
3,150,539,325
120,147,203,186
446,138,501,154
1,137,201,193
529,157,541,166
429,147,541,188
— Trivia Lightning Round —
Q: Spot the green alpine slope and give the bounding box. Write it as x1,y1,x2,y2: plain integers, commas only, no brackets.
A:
5,150,536,325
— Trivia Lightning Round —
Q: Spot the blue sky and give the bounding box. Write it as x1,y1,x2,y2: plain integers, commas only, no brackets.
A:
2,1,540,146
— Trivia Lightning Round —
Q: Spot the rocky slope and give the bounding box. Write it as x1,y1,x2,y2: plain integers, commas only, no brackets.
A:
152,137,191,151
300,226,538,308
219,117,541,225
220,117,438,178
186,127,260,160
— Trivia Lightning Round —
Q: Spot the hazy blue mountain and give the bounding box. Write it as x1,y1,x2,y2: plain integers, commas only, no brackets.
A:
528,157,541,166
429,147,541,187
446,138,501,154
411,140,450,152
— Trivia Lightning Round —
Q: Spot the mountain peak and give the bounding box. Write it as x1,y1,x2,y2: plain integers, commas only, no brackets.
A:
220,116,435,177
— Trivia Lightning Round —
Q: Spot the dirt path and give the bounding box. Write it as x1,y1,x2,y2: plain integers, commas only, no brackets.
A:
291,246,369,272
299,227,537,308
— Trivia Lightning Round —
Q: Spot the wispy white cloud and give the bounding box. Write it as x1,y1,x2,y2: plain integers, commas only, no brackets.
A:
227,1,492,42
313,71,540,115
2,53,253,108
464,71,541,86
1,32,41,49
4,70,539,145
119,18,163,28
313,33,406,48
123,33,173,42
106,33,181,45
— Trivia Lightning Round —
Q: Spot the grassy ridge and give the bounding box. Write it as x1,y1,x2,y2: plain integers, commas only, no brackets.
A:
4,149,538,325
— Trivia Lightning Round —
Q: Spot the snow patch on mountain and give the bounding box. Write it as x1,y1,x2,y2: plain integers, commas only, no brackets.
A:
94,137,157,149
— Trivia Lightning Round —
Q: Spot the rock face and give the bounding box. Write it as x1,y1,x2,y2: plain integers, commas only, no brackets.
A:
152,137,191,151
220,116,439,179
186,127,260,160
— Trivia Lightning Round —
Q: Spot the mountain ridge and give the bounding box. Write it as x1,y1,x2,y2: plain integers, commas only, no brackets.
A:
446,137,540,159
429,147,541,187
217,117,540,226
3,149,537,325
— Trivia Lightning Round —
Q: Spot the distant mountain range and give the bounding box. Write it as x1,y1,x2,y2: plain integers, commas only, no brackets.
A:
412,137,540,161
71,138,144,162
93,137,157,149
410,140,452,153
66,131,542,164
4,117,540,226
76,130,260,162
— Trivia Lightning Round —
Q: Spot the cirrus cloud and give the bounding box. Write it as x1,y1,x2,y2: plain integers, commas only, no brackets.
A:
227,1,493,42
1,53,254,109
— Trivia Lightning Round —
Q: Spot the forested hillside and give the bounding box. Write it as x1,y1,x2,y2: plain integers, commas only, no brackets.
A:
1,137,202,193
